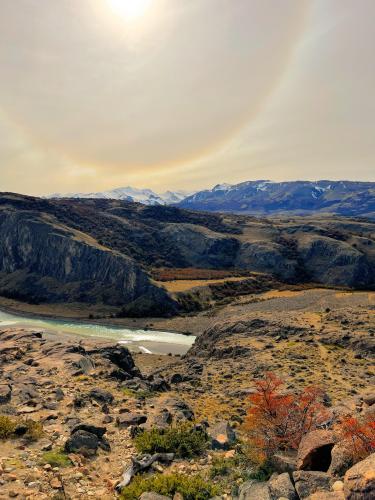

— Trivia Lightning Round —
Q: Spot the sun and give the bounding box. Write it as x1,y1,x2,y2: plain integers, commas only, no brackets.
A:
108,0,153,22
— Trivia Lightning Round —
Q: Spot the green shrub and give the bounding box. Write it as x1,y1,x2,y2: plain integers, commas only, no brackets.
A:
122,388,155,399
247,460,275,482
120,473,219,500
134,423,208,458
41,449,72,468
0,416,16,439
209,456,234,478
22,420,44,443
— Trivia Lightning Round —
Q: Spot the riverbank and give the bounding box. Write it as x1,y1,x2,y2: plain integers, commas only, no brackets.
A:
0,308,195,356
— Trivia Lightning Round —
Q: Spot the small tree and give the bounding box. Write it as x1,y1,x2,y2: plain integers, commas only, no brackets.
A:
336,411,375,462
243,372,327,462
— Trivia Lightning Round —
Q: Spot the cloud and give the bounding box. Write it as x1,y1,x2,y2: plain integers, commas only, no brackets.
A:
0,0,374,195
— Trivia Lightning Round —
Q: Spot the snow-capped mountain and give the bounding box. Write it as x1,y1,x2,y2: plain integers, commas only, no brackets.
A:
177,180,375,218
49,180,375,217
49,186,193,206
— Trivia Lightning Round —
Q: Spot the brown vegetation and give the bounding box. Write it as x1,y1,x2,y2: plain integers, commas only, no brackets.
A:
151,267,249,281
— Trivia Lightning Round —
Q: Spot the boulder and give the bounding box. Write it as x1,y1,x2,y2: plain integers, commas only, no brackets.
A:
170,373,184,384
271,452,297,474
239,481,271,499
89,388,114,404
297,430,336,471
72,423,107,439
117,413,147,428
151,409,173,430
293,471,332,499
159,398,194,422
268,472,297,500
18,385,40,402
208,421,236,450
343,452,375,499
306,493,345,500
65,430,100,457
71,355,95,374
65,423,110,456
0,384,12,404
149,376,170,392
328,442,354,477
145,397,194,430
87,344,141,378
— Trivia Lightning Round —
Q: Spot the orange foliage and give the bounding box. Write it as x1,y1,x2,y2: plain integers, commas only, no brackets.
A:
151,268,247,281
336,411,375,461
243,372,328,460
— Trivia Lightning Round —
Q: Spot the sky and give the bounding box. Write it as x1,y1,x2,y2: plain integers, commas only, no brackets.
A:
0,0,374,196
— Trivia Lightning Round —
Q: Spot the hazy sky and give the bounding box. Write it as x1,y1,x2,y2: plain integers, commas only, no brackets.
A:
0,0,374,195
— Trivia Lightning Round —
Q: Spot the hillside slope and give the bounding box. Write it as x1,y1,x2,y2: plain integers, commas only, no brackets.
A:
0,194,171,309
0,193,374,310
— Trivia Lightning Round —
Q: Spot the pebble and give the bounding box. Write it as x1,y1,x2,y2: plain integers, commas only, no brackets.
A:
332,480,344,491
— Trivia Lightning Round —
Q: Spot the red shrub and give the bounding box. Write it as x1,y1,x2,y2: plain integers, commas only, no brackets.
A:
243,372,328,460
336,411,375,461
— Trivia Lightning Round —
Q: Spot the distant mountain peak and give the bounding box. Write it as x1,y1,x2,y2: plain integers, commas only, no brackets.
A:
49,186,194,206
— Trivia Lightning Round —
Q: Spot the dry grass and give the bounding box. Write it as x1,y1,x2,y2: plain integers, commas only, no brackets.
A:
157,277,247,293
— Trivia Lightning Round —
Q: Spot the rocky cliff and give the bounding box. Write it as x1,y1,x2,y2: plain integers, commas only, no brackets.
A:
0,195,170,308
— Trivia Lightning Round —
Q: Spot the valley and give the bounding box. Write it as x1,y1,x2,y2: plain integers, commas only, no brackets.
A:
0,192,374,499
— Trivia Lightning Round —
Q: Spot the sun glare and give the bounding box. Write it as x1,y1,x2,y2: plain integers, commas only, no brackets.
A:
108,0,152,22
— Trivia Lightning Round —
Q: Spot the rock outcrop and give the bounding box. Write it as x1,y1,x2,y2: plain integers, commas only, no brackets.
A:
343,452,375,499
0,196,172,309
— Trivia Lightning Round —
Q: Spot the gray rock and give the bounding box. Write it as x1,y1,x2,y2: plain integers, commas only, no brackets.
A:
328,442,354,477
117,413,147,428
239,480,271,500
208,421,236,450
271,452,297,474
293,471,332,499
65,430,100,457
0,384,12,404
344,452,375,500
89,388,114,404
72,423,107,439
55,387,65,401
72,355,95,374
268,473,297,500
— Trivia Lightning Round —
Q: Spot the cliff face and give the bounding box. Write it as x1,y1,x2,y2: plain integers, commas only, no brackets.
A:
0,207,167,306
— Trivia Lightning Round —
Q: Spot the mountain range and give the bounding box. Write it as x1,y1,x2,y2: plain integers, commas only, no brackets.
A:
51,180,375,218
50,186,192,206
177,180,375,218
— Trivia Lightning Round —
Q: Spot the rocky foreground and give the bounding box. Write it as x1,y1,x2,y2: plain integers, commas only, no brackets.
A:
0,323,374,500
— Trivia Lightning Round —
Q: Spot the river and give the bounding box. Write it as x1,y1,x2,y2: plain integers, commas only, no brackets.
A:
0,309,195,355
